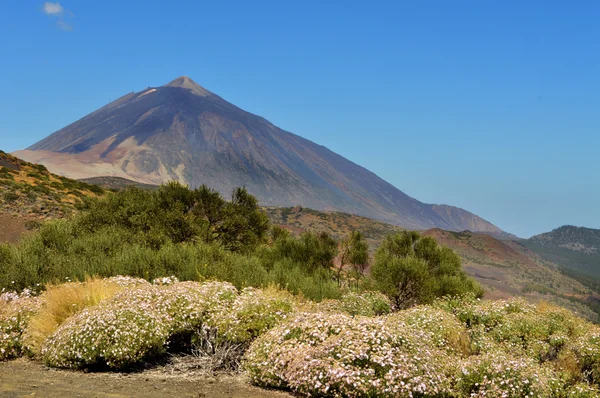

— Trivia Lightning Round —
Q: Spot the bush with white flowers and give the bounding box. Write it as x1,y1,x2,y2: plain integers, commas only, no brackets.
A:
315,290,392,317
206,286,296,344
387,305,470,355
454,351,563,397
0,289,41,360
244,311,455,396
4,276,600,397
41,281,238,369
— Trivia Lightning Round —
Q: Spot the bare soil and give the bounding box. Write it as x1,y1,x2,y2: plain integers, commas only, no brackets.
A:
0,358,291,398
0,213,28,244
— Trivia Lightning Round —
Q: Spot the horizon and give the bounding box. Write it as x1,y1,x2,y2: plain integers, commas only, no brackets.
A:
1,1,599,238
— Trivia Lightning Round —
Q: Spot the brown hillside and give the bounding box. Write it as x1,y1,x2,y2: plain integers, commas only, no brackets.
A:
265,206,403,251
0,150,106,242
421,229,587,300
267,206,596,319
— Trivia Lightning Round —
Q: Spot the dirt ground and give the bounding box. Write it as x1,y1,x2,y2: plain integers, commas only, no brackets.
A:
0,358,291,398
0,214,27,244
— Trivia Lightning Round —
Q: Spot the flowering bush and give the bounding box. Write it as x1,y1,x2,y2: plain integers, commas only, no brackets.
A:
23,277,126,356
41,303,170,369
454,351,563,397
387,306,471,355
244,311,455,396
571,326,600,384
107,275,150,288
435,295,545,356
563,383,600,398
206,286,296,344
152,276,180,285
6,275,600,398
0,289,40,361
41,281,238,369
488,309,577,362
310,291,392,317
434,294,532,330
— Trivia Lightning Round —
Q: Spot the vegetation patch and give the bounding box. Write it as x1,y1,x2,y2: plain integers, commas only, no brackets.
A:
4,175,598,396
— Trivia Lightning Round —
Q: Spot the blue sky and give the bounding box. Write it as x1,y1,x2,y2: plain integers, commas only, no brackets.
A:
0,1,598,238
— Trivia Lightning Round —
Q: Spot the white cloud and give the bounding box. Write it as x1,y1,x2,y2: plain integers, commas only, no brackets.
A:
42,2,74,31
43,2,64,15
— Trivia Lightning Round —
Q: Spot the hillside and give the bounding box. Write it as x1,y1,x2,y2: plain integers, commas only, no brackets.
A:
265,206,403,250
420,229,587,298
523,226,600,278
15,76,508,236
267,206,597,318
0,151,105,242
79,176,159,191
522,225,600,294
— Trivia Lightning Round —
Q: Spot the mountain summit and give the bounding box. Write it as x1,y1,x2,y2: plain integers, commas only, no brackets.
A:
15,76,508,234
165,76,213,96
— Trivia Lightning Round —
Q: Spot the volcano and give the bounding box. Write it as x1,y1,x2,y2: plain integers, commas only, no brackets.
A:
15,76,509,235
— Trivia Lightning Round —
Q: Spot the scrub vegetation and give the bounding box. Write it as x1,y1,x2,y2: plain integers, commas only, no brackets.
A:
2,183,599,396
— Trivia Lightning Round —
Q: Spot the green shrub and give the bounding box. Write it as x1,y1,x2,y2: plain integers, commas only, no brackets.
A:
372,231,483,309
314,290,392,316
76,183,269,252
0,221,342,301
267,231,337,273
27,172,49,181
266,260,341,301
0,167,15,180
3,191,19,203
206,286,296,343
33,164,48,173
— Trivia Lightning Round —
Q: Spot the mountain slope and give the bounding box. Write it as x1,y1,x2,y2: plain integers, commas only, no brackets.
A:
266,206,596,319
0,150,106,242
16,76,507,234
421,229,587,298
524,226,600,278
265,206,403,251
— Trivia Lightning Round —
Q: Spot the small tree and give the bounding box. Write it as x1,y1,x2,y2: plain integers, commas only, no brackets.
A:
371,231,483,309
269,225,290,243
270,231,338,273
337,231,369,284
216,187,270,252
192,186,269,252
193,184,226,243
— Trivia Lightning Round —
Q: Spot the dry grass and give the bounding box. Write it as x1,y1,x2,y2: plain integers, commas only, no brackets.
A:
23,277,121,356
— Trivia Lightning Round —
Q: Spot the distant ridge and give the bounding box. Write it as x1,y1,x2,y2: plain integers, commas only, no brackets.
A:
16,76,510,236
524,225,600,278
